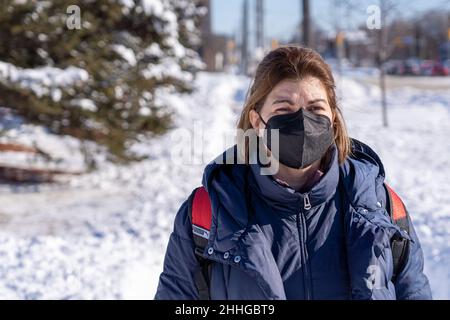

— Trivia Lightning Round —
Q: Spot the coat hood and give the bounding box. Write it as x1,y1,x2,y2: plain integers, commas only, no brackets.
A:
201,138,387,226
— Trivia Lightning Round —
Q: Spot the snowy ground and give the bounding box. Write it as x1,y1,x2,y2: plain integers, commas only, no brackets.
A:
336,75,450,299
0,71,449,299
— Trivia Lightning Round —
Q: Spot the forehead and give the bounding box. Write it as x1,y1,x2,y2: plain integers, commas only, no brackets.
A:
269,77,327,100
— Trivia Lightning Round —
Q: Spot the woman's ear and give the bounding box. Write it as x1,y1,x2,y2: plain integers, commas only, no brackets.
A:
249,109,262,136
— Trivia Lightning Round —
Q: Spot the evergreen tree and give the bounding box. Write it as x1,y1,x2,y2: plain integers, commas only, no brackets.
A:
0,0,205,161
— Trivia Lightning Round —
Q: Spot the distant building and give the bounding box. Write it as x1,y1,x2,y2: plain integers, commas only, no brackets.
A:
325,30,374,67
198,0,236,72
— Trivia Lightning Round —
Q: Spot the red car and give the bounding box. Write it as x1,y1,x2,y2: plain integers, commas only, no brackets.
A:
431,62,450,76
421,60,450,76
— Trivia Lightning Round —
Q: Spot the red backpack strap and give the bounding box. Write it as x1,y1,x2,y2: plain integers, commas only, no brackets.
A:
192,187,212,237
383,183,411,282
385,184,408,222
188,186,212,251
187,186,212,300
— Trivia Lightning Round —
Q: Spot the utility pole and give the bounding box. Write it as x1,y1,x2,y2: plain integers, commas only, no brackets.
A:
335,33,345,98
378,0,388,127
415,22,422,59
334,0,344,100
241,0,249,75
302,0,311,46
255,0,264,50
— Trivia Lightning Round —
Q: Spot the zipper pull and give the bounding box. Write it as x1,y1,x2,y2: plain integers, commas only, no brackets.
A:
304,194,312,210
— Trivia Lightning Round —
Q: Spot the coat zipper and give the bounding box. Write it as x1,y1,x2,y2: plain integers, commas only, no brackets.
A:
298,193,312,300
304,193,312,210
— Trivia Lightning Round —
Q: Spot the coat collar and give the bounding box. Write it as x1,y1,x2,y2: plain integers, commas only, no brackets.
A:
201,144,340,252
248,144,340,215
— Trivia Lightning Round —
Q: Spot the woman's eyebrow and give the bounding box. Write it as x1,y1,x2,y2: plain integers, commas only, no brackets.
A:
307,98,327,105
272,97,295,105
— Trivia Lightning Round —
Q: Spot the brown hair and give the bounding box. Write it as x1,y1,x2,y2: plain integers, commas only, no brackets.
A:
237,45,351,165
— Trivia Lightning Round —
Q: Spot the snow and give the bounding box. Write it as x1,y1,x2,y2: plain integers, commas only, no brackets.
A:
335,76,450,299
140,0,165,16
112,44,137,67
70,99,98,113
0,71,449,299
0,61,89,100
141,58,193,82
118,0,135,9
0,108,87,173
113,0,203,84
0,72,247,299
145,43,164,58
137,106,150,117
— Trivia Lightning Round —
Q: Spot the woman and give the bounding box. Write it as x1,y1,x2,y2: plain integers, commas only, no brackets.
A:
154,46,432,300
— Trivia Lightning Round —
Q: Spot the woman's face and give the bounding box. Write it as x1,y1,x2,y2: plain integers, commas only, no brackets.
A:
250,76,333,135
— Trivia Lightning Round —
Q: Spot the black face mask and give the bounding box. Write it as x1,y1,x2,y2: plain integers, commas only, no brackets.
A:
258,108,334,169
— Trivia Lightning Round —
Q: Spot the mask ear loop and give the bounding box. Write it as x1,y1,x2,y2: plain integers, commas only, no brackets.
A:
255,113,273,167
257,112,268,126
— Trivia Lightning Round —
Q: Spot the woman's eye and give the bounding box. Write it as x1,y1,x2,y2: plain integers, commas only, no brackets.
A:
308,105,322,112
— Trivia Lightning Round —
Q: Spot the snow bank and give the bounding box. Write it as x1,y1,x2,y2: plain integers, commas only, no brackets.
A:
0,72,249,299
0,108,87,173
338,77,450,299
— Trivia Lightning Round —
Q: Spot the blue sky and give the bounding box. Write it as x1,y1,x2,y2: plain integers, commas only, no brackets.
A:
212,0,450,43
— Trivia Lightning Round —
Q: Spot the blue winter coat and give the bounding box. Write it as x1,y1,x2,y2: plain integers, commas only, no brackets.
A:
154,141,432,300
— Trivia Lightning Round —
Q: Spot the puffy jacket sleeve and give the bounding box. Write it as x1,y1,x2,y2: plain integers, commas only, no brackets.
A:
394,216,432,300
154,197,201,300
